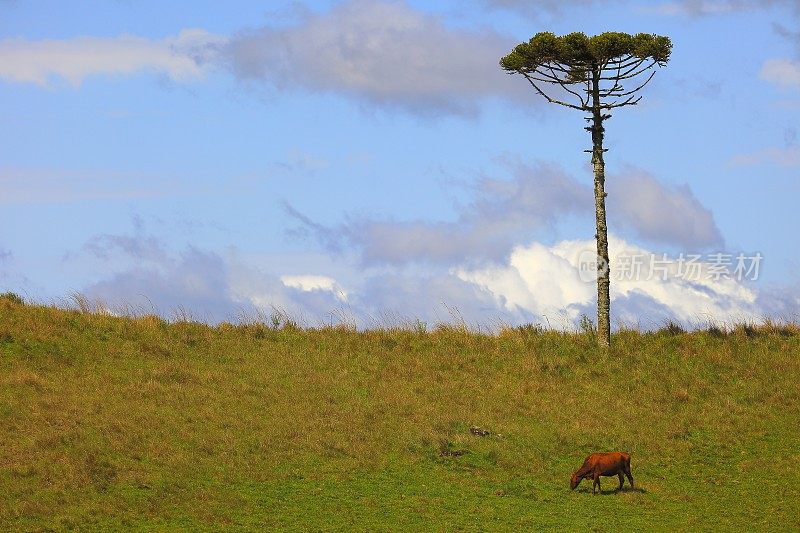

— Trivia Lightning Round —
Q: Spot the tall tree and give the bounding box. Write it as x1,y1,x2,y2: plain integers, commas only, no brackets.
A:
500,32,671,347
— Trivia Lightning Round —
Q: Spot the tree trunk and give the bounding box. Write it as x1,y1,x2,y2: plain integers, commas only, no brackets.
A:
590,69,611,347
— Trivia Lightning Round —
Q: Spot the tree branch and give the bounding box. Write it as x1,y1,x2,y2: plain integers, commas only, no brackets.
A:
601,94,643,109
604,54,635,66
611,70,657,97
602,60,657,81
599,58,647,80
545,66,588,107
520,73,588,111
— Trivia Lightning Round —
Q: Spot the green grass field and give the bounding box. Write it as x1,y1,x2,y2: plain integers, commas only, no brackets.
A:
1,295,799,531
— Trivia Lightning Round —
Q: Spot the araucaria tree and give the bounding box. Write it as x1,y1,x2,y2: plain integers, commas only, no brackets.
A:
500,32,671,347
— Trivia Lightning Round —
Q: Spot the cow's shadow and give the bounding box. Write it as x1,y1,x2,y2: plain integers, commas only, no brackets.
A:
574,486,648,495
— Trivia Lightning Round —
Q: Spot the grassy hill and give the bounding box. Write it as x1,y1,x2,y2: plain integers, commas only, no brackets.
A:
1,295,799,531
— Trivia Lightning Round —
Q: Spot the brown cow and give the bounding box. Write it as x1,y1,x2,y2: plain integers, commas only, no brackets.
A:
570,452,634,494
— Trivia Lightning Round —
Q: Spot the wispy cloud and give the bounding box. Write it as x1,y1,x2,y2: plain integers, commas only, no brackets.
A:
0,167,198,205
729,145,800,166
0,29,222,87
221,0,528,116
82,216,168,263
286,161,590,265
648,0,799,16
479,0,618,18
760,58,800,87
484,0,797,18
0,248,16,285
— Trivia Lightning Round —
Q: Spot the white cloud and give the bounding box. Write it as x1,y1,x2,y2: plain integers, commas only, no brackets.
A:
458,235,760,326
456,241,594,323
280,274,348,301
0,29,223,87
760,58,800,88
222,0,528,115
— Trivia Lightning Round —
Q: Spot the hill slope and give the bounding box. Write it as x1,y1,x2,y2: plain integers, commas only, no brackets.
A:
1,298,799,531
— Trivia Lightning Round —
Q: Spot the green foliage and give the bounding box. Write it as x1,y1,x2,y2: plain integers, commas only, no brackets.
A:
1,303,798,530
500,31,672,73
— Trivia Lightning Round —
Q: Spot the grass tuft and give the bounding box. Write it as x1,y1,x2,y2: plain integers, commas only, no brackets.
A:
0,291,24,305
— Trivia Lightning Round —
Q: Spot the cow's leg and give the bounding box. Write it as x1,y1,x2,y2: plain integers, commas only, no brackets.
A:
624,464,634,489
593,473,600,495
618,473,624,491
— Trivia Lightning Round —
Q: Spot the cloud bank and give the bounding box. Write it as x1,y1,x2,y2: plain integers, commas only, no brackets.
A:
74,221,769,330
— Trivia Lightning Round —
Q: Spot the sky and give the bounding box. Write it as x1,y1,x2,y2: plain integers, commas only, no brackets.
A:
1,0,799,329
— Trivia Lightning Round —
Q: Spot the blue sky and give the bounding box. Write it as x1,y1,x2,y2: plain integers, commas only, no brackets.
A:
1,0,798,328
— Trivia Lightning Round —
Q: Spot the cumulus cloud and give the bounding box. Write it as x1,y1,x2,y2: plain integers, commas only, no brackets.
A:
288,161,724,265
458,235,761,326
221,0,528,115
608,170,724,249
0,29,222,87
456,240,593,324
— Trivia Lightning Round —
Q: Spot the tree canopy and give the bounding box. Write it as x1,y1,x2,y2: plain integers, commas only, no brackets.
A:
500,32,672,110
